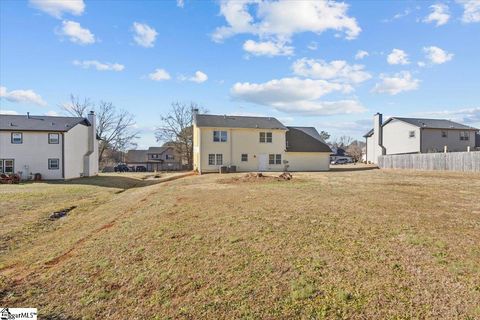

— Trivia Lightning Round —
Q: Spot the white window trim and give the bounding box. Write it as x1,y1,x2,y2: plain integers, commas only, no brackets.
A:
48,133,60,144
48,158,60,170
213,130,228,142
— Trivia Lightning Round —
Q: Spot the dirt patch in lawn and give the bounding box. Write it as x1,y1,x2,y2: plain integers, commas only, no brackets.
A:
219,172,296,184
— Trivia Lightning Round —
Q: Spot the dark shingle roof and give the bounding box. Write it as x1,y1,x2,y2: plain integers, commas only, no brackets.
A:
195,114,287,130
125,150,147,163
286,127,332,153
388,117,477,130
147,146,170,154
0,114,90,132
363,117,477,137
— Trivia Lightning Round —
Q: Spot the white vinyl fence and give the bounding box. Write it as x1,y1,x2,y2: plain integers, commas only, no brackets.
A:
378,151,480,172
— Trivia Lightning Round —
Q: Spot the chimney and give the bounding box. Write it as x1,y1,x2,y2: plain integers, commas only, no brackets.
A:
373,113,385,163
84,111,96,176
192,108,199,125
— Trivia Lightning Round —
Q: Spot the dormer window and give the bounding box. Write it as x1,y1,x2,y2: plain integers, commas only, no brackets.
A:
11,132,22,144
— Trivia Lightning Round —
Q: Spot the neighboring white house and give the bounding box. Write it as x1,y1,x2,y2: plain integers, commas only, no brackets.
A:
364,113,478,164
0,112,99,180
193,112,332,173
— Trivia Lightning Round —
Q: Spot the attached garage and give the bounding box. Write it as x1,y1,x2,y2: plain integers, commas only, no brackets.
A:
285,127,331,171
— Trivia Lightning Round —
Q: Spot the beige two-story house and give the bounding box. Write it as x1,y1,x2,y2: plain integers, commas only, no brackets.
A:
364,113,478,163
0,112,99,180
193,112,331,173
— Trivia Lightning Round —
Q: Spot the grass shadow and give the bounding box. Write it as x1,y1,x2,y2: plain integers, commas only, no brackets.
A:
45,175,165,190
329,165,379,172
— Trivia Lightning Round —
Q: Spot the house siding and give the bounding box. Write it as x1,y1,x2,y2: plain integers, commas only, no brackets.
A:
64,124,98,179
382,119,421,155
0,131,63,179
420,128,475,153
285,152,330,171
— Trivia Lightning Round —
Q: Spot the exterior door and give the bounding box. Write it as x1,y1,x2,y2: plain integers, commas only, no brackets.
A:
258,154,268,171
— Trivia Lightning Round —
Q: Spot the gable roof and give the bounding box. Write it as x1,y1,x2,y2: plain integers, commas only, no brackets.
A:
385,117,477,130
363,117,477,137
0,114,90,132
125,150,147,163
195,114,287,130
286,127,332,153
147,146,170,154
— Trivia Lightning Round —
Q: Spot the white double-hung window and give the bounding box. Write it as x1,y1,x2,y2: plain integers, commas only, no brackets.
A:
213,131,227,142
208,154,223,165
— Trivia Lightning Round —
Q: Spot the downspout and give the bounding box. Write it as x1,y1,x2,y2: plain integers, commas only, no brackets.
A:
61,132,65,179
419,128,423,153
230,128,233,166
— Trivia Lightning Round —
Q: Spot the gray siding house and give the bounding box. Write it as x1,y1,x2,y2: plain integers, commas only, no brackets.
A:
125,146,182,171
0,113,99,180
364,113,478,164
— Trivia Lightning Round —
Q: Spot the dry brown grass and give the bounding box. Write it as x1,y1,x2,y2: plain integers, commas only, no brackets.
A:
1,169,479,319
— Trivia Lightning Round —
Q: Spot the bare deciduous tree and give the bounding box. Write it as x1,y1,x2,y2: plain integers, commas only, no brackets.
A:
155,102,205,169
96,101,139,162
346,143,363,162
61,95,138,163
333,135,354,148
61,94,94,117
319,130,330,142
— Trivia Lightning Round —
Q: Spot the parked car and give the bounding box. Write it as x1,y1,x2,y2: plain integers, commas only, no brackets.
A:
114,164,130,172
135,166,147,172
331,158,349,165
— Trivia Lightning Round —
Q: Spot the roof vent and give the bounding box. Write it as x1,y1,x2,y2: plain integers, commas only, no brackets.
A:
51,122,55,126
27,112,30,119
10,122,14,126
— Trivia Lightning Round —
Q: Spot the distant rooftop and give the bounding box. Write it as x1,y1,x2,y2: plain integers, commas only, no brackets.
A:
195,114,287,130
0,114,90,132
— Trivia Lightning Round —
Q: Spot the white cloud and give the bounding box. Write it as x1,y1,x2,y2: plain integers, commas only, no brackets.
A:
148,69,171,81
423,46,454,64
212,0,361,54
355,50,369,60
132,22,158,48
416,107,480,124
45,110,59,116
0,110,19,115
292,58,371,85
387,48,409,65
423,4,450,26
177,0,184,8
73,60,125,71
180,71,208,83
456,0,480,23
58,20,95,45
383,8,412,22
243,39,293,56
372,71,420,95
29,0,85,18
418,61,426,67
0,86,47,106
230,77,365,115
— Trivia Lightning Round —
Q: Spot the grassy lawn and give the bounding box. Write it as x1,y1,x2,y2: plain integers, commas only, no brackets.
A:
1,169,479,319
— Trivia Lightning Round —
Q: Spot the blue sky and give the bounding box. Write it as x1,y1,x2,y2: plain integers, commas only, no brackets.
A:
1,0,479,148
